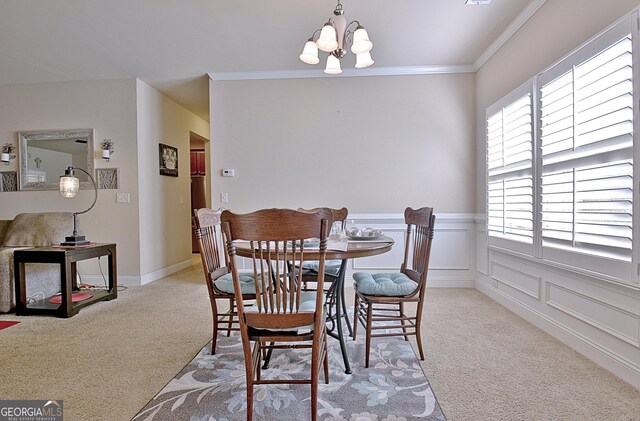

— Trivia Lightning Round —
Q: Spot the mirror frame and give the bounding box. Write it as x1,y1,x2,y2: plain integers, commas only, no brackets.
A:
18,129,95,191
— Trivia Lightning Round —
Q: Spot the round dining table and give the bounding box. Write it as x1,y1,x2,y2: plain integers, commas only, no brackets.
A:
233,236,394,374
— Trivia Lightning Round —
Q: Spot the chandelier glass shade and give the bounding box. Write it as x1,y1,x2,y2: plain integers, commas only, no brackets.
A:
299,0,373,74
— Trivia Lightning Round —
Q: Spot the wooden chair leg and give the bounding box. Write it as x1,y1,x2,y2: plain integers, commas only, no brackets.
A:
311,356,318,421
323,337,330,384
415,309,425,360
256,342,263,381
399,302,409,341
211,298,219,355
244,342,255,421
246,381,254,421
227,298,234,337
365,301,373,368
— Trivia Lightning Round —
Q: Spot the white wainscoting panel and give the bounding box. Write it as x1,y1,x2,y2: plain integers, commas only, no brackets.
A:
475,215,488,275
348,213,476,287
352,228,405,270
491,261,541,300
546,282,640,347
479,239,640,389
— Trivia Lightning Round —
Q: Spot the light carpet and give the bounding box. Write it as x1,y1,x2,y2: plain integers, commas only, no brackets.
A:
134,334,446,421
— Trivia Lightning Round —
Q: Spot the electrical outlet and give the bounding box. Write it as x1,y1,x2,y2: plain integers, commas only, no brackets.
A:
116,193,130,203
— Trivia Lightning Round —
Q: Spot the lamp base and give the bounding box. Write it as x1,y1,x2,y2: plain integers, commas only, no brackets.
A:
61,235,91,246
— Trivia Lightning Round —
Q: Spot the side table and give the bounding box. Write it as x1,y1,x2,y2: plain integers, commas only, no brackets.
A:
14,243,117,318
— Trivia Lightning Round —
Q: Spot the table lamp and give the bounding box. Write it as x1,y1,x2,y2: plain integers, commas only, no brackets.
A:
59,166,98,246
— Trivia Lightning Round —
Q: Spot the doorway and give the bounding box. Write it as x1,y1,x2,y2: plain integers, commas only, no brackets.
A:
189,131,211,253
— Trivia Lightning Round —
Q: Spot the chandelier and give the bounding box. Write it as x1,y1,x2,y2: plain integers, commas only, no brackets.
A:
299,0,373,74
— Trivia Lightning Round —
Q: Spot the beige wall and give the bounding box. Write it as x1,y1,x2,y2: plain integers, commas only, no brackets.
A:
136,80,210,280
0,79,140,278
0,78,209,284
210,74,476,214
475,0,640,211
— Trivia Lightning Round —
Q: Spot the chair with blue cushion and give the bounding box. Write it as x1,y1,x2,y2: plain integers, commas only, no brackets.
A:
352,207,435,368
221,208,333,421
194,207,257,355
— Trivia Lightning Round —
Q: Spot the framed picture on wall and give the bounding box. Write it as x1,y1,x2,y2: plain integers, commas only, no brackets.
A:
159,143,178,177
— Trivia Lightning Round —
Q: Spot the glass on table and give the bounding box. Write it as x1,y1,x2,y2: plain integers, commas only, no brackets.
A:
329,221,343,241
345,219,357,237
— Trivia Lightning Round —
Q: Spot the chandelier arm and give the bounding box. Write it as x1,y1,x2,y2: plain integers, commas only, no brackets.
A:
308,28,323,42
342,21,361,49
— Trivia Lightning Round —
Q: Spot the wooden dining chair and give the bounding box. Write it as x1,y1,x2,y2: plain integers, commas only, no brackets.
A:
193,208,257,355
221,208,333,421
352,207,435,368
297,207,352,336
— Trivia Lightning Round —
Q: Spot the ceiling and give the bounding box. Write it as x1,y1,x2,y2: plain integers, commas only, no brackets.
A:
0,0,536,121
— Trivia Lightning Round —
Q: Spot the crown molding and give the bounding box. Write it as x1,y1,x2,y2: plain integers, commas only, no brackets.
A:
473,0,548,70
209,65,474,81
208,0,547,81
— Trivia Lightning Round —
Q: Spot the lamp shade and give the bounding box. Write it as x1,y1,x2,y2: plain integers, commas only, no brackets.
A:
351,26,373,54
59,169,79,198
1,153,9,163
299,40,320,64
355,51,374,68
324,54,342,74
316,23,338,52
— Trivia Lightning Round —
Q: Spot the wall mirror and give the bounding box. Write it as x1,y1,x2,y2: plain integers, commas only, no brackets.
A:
18,129,94,191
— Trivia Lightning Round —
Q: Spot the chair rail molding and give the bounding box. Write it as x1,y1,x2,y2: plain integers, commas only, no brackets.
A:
231,212,477,288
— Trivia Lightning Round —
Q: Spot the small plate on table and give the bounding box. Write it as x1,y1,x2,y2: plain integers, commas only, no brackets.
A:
347,234,384,241
346,228,383,241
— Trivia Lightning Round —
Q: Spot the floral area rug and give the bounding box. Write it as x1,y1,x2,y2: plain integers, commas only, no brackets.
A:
133,332,446,421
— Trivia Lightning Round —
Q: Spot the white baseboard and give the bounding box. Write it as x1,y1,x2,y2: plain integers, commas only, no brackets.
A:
428,277,475,288
476,275,640,389
140,259,194,286
77,274,141,287
81,259,194,287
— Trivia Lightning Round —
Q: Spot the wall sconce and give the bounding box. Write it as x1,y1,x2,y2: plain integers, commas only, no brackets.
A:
100,138,114,162
1,143,16,165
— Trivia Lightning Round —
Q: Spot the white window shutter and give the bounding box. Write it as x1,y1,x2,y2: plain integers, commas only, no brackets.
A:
487,91,534,245
540,34,633,261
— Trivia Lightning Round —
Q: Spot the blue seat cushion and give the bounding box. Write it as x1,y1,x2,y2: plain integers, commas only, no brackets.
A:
301,260,342,277
353,272,417,296
214,273,258,295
